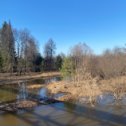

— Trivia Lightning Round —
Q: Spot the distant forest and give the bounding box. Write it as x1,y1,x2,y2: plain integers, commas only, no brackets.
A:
0,21,126,79
0,21,63,74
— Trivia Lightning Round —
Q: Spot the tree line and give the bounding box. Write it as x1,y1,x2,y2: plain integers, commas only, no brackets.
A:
0,21,63,75
0,21,125,80
61,42,126,83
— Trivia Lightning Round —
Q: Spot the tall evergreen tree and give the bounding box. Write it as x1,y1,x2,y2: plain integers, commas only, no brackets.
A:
0,21,15,72
55,55,63,70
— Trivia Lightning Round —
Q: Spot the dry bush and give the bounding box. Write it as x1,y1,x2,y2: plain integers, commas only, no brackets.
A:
100,76,126,100
86,47,126,79
69,45,126,104
86,55,104,79
61,43,126,104
67,43,101,104
98,47,126,79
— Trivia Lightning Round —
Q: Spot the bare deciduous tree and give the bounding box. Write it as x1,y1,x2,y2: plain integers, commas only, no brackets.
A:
44,39,56,71
14,29,39,75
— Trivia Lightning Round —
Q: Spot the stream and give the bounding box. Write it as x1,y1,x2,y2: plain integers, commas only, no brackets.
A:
0,77,126,126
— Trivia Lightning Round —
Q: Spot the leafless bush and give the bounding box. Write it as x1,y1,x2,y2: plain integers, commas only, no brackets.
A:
98,47,126,79
69,43,93,85
112,84,126,100
62,43,126,104
67,43,102,104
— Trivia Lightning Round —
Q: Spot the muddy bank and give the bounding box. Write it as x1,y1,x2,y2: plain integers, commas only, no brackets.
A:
0,72,60,85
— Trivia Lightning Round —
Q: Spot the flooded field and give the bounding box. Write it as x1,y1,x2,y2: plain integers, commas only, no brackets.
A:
0,77,126,126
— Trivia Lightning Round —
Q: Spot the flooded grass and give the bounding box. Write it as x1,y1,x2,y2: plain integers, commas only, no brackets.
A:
1,76,126,125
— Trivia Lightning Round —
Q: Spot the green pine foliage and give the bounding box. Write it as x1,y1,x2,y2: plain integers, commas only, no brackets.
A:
61,57,75,78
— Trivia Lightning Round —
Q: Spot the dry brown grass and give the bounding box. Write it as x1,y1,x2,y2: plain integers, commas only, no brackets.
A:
27,84,44,89
46,72,102,104
46,75,126,104
100,76,126,99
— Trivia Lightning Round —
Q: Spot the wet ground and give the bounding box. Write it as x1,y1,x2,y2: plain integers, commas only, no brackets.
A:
0,77,126,126
0,102,126,126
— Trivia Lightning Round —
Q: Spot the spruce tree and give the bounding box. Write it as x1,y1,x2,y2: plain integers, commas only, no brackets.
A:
1,21,15,72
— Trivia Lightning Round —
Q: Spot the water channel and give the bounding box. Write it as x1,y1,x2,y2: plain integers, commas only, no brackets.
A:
0,77,126,126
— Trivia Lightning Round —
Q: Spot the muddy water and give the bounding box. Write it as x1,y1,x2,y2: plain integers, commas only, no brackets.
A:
0,85,17,102
0,102,126,126
0,78,126,126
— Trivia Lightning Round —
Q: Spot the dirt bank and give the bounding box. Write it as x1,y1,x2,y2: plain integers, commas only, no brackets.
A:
0,72,60,85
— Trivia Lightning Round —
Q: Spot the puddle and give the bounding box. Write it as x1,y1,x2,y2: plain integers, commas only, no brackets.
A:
96,93,115,105
53,92,69,99
28,76,61,86
0,85,17,102
120,94,126,105
39,88,48,98
77,96,90,104
45,76,61,84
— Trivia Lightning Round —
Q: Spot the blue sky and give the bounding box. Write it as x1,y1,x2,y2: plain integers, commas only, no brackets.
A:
0,0,126,55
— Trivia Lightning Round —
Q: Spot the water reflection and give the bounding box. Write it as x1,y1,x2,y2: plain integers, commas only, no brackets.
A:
39,88,48,98
30,76,61,85
97,93,115,105
1,77,126,125
0,85,17,102
17,81,28,100
45,77,61,84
